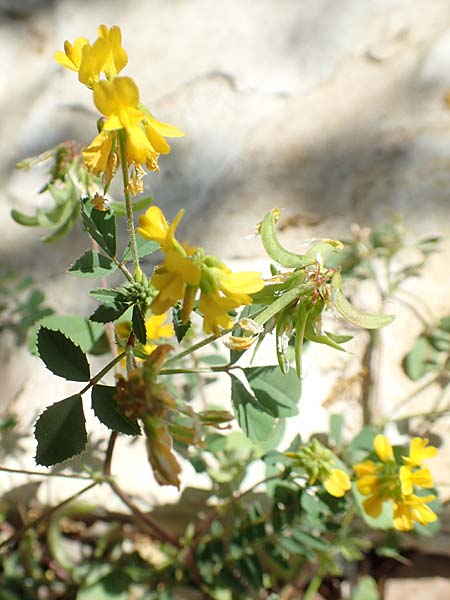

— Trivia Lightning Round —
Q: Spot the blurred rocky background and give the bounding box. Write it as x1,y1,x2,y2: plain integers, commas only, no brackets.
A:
1,2,450,595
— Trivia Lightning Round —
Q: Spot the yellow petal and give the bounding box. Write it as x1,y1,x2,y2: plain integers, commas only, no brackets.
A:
137,206,169,243
78,37,109,86
403,437,437,467
374,434,394,462
145,123,171,154
353,460,377,477
362,494,383,518
399,466,414,496
82,129,114,175
411,467,434,489
393,500,414,531
323,469,351,497
145,113,185,137
220,271,264,296
54,37,89,71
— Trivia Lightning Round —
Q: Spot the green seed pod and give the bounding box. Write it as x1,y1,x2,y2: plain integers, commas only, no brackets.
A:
260,210,316,269
331,272,395,329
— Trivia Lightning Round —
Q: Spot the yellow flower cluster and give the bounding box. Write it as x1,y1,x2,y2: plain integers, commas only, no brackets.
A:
354,434,437,531
137,206,264,335
55,25,184,188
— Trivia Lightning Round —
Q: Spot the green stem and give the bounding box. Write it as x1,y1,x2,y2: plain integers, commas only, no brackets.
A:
160,365,236,375
303,569,324,600
164,332,226,367
80,351,126,395
118,130,141,279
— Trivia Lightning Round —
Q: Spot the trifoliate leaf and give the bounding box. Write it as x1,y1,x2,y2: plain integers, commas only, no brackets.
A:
37,327,90,381
68,250,118,278
35,394,87,466
81,200,116,257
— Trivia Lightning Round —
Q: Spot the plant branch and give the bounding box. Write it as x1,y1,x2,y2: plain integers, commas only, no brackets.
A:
108,479,180,547
0,466,92,480
80,351,126,395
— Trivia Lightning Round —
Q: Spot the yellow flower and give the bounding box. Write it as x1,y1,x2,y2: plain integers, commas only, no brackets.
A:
92,77,183,171
54,36,89,71
354,434,438,530
393,494,437,531
142,313,174,355
82,129,115,177
199,268,264,335
151,249,202,315
137,206,184,252
323,468,351,498
399,465,434,496
97,24,128,79
55,25,127,87
402,437,437,467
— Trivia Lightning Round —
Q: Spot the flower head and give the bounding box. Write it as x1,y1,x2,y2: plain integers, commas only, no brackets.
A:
137,206,264,332
354,434,437,530
55,25,184,183
285,439,351,498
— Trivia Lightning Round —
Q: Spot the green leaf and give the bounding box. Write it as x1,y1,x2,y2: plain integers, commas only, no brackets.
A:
402,336,439,381
68,250,118,278
122,236,159,263
244,366,301,418
91,386,140,435
132,305,146,344
35,394,87,466
37,327,90,381
110,195,154,217
351,575,379,600
29,316,105,355
172,303,191,342
90,303,129,323
77,571,131,600
81,200,116,257
230,375,275,442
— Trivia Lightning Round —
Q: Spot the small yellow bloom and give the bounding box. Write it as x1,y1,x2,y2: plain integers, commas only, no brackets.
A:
402,437,437,467
374,434,394,462
198,290,240,335
323,468,351,498
393,494,437,531
54,36,89,71
142,313,174,355
137,206,184,251
55,25,127,87
97,24,128,79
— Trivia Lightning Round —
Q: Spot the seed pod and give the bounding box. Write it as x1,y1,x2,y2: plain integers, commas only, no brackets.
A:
331,272,395,329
